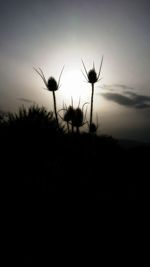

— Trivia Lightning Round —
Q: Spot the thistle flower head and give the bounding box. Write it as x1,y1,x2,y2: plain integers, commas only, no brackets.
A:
47,77,58,91
34,66,64,92
63,106,83,127
72,108,83,127
88,69,98,84
64,106,74,122
81,56,103,84
60,101,88,131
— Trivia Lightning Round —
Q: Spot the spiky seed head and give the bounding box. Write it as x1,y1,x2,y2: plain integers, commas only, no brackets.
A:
88,69,98,84
64,112,70,122
64,107,73,122
67,106,74,118
63,104,85,128
90,123,97,133
68,106,75,120
47,77,58,91
64,106,75,122
73,108,83,127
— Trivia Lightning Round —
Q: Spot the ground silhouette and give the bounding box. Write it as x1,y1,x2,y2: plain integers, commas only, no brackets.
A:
1,105,149,265
0,105,149,204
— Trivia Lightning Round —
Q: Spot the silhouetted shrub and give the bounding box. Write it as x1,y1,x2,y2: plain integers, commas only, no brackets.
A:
0,106,64,169
6,105,57,131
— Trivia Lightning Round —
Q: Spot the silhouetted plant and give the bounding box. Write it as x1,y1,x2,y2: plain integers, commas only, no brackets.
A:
82,57,103,133
72,108,84,133
0,111,6,125
6,105,59,133
59,100,88,133
34,67,64,129
89,123,98,133
63,105,74,132
87,113,99,133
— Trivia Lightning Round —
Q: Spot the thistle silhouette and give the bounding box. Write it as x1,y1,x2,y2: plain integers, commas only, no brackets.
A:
59,99,88,133
34,66,64,129
82,56,103,133
63,105,74,133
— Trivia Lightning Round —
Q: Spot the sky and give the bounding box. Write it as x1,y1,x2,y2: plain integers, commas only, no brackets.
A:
0,0,150,142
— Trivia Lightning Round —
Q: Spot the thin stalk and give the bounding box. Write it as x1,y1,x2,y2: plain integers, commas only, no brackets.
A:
67,122,69,133
72,124,74,133
89,83,94,132
76,127,80,134
52,91,59,129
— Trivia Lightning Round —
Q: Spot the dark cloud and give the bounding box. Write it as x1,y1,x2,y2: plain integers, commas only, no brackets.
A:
17,98,35,104
113,84,134,90
101,92,150,109
101,84,134,91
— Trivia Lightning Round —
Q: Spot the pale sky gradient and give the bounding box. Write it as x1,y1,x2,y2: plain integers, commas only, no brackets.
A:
0,0,150,141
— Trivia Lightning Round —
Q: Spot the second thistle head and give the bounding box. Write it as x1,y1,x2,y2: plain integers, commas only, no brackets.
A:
73,108,84,127
82,56,103,84
64,106,74,122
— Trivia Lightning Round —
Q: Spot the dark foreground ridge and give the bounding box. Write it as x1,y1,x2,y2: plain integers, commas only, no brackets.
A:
0,107,149,203
1,106,149,264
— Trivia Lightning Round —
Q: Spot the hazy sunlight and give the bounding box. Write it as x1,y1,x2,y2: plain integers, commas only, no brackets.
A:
61,69,90,105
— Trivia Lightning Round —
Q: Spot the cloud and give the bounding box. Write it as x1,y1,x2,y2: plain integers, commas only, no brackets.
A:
101,84,134,91
101,91,150,109
113,84,134,90
17,98,36,104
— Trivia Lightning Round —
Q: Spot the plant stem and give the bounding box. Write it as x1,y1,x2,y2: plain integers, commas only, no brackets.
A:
52,90,59,129
89,83,94,132
76,127,80,134
67,122,69,133
72,125,74,133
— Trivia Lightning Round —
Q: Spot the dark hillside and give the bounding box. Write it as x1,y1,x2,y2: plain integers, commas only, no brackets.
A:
1,106,149,202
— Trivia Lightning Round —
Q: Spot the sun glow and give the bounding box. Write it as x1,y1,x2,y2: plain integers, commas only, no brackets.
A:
60,69,90,106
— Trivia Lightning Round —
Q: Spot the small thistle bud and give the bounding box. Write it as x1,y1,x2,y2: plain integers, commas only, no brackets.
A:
90,123,97,133
47,77,58,91
88,69,98,84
